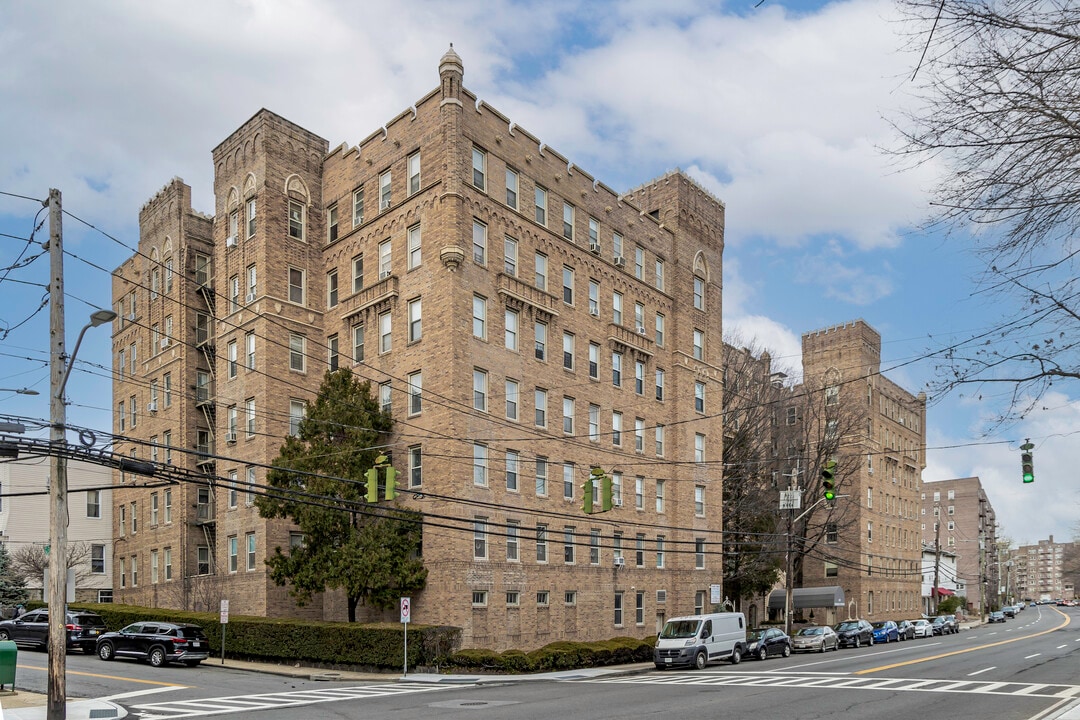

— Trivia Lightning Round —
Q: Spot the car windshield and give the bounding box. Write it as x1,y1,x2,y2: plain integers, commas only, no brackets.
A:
660,620,701,639
836,622,859,631
872,622,889,629
796,627,823,636
747,630,766,641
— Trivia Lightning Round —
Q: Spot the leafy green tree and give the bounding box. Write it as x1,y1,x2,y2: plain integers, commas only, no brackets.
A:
256,369,427,621
0,544,28,607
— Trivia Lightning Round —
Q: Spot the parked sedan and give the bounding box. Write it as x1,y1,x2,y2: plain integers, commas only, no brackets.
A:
909,619,933,638
747,627,792,660
834,619,875,648
791,625,838,653
0,609,107,653
988,611,1006,623
871,620,899,644
895,620,916,641
1002,606,1016,618
96,622,210,667
930,615,958,635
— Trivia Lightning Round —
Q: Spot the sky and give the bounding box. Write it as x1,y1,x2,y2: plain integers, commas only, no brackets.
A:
0,0,1076,548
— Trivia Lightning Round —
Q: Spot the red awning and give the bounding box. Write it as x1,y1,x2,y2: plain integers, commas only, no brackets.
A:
935,587,955,596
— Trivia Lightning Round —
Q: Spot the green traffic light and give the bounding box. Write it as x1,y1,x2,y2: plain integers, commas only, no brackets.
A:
1021,450,1034,483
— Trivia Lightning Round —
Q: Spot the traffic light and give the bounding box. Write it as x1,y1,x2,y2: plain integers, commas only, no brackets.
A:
599,468,613,512
583,467,612,514
365,454,397,501
582,476,595,514
821,460,836,501
1021,450,1034,484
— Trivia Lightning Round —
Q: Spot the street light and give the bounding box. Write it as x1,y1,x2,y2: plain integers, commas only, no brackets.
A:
48,308,115,720
0,388,40,395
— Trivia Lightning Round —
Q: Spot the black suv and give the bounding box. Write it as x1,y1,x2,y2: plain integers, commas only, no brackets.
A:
833,619,874,648
96,621,210,667
931,615,958,635
0,609,107,653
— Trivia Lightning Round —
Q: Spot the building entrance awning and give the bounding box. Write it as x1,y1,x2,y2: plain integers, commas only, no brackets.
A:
935,587,956,596
768,586,845,610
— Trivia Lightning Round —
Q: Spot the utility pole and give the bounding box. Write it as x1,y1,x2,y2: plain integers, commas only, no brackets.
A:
46,188,68,720
978,529,986,620
931,508,941,615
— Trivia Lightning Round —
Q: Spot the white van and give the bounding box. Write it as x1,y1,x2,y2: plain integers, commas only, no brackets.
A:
653,612,747,669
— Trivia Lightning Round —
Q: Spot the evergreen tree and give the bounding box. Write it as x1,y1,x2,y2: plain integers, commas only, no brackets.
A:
0,544,28,607
256,369,427,621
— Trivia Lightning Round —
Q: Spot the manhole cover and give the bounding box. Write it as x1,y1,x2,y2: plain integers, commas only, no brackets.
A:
429,700,520,710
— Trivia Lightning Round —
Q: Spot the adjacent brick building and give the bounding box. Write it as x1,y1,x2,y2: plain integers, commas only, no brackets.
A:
109,48,726,649
1010,536,1075,603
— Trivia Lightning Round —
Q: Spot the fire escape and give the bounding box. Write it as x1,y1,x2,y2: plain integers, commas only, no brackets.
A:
192,253,216,566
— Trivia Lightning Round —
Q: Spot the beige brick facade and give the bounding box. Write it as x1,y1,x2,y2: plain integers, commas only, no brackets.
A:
109,48,726,649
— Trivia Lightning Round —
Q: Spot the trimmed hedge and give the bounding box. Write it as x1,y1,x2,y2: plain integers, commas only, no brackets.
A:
445,636,654,673
59,602,460,670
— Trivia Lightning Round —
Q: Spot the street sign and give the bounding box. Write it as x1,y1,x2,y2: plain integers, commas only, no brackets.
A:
710,584,721,604
780,490,802,510
220,599,230,624
400,597,411,624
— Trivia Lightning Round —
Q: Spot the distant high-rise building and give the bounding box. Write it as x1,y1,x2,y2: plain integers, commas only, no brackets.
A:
1009,536,1075,603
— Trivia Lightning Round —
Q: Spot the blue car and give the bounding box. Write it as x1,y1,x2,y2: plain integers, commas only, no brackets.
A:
871,620,899,643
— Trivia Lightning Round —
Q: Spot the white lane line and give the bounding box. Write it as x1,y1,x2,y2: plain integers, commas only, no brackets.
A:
99,685,188,701
1058,645,1068,649
967,667,996,677
1024,653,1042,659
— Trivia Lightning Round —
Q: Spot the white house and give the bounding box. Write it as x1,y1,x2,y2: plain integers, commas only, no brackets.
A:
921,542,962,615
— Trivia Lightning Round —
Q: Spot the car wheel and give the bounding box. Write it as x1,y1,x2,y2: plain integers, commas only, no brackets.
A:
854,636,861,648
97,642,115,661
730,647,742,665
782,644,791,658
758,646,768,661
148,646,167,668
0,630,8,641
819,641,826,653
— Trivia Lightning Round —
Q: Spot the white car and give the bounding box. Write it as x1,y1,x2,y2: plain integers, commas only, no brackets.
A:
910,619,933,638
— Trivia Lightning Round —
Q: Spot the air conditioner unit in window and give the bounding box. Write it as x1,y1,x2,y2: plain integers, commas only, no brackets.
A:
147,401,157,412
225,432,237,443
226,235,237,248
637,326,646,335
613,497,622,507
613,556,625,567
245,292,256,303
589,242,601,254
160,338,168,349
613,256,625,268
380,270,392,280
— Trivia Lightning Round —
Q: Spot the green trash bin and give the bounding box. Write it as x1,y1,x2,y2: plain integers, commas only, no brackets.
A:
0,639,15,689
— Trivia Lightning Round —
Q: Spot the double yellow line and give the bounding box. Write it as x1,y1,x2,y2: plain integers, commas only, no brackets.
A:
855,607,1071,675
16,663,185,687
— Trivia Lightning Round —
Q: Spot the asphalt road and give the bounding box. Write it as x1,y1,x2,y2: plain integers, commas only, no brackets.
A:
11,605,1078,719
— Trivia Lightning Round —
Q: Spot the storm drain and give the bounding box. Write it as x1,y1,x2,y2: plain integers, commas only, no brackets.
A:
429,699,520,710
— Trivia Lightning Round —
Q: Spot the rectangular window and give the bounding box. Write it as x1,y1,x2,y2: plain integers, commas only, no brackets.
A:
408,372,422,415
563,203,575,240
472,220,487,265
634,302,645,331
563,527,575,564
588,342,600,380
246,466,256,505
695,539,706,569
473,369,488,411
352,187,364,227
352,324,365,363
589,216,600,248
246,532,256,571
228,536,238,573
535,457,548,497
289,334,305,372
245,398,255,437
409,445,422,487
408,297,422,342
655,368,665,401
534,253,547,290
612,411,623,446
590,529,601,565
506,521,520,562
635,477,645,510
695,486,705,515
656,480,665,513
695,433,705,463
91,544,105,574
694,276,705,310
635,418,644,453
505,378,519,420
472,294,487,338
379,311,391,353
379,240,392,278
504,308,518,350
327,203,338,242
636,591,645,625
504,236,518,276
586,404,599,442
656,537,665,568
693,329,704,360
328,334,340,371
535,387,547,427
380,170,392,210
473,444,488,486
536,525,548,563
289,399,305,436
288,200,304,240
247,197,256,238
407,151,421,195
655,313,665,346
562,396,575,434
825,561,839,578
534,321,547,361
352,254,364,292
538,591,549,606
472,147,486,190
505,167,518,208
635,534,645,567
613,291,623,325
656,258,665,291
473,518,488,559
407,224,422,269
164,548,173,581
86,489,101,518
164,489,172,523
288,267,305,305
588,279,599,316
612,351,623,387
562,266,574,305
563,462,575,500
228,340,237,379
535,186,547,225
246,331,255,370
562,332,574,370
695,381,705,412
506,450,519,491
228,210,238,245
634,246,644,279
635,361,645,395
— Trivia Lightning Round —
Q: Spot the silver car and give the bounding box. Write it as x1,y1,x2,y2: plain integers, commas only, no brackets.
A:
791,625,839,653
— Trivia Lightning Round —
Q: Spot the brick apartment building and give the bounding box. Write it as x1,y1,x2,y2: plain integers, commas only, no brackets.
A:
109,48,726,649
792,320,928,624
1010,536,1075,603
920,476,998,615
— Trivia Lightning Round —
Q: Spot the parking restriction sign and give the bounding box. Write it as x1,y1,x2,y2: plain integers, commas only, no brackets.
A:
400,597,411,624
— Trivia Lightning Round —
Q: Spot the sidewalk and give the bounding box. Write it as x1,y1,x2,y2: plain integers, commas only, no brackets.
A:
0,693,126,720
